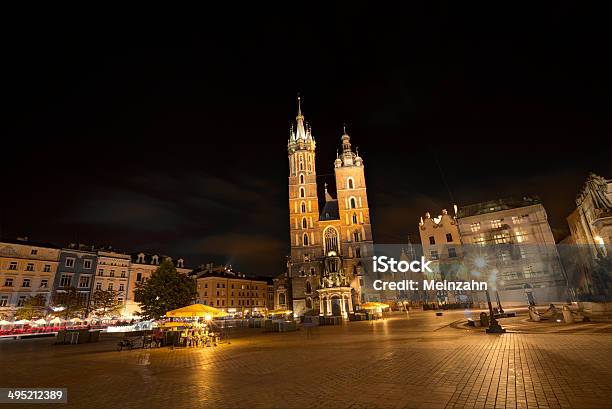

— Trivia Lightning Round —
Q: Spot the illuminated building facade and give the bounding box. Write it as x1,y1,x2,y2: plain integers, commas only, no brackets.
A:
0,238,60,318
284,98,375,317
193,264,268,315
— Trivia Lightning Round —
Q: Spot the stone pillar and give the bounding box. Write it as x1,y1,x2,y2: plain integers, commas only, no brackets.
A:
340,295,346,318
320,297,325,315
327,298,332,316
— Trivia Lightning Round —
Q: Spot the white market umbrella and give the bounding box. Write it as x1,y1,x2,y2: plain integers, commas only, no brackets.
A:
50,317,64,324
34,318,48,325
0,319,11,326
13,319,30,325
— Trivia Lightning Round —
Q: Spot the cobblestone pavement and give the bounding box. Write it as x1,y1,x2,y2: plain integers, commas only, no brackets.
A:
1,311,611,409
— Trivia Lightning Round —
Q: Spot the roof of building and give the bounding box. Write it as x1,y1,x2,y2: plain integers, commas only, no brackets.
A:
190,264,266,282
320,199,340,221
457,196,542,218
0,237,61,249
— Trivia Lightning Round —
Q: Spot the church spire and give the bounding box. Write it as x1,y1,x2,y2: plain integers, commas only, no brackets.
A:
295,95,307,140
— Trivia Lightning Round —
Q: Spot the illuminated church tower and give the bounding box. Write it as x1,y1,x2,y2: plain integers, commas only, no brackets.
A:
285,97,376,318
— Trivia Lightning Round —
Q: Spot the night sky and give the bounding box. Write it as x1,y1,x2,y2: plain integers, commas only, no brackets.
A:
3,4,611,275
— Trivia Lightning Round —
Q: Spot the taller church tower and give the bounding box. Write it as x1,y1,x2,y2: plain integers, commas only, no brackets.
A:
283,97,377,318
287,96,319,263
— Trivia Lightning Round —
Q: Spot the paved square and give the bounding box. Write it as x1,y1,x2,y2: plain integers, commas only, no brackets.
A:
1,311,611,409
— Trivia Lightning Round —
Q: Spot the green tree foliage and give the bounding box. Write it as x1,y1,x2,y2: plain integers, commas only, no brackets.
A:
52,287,86,319
134,258,197,319
14,294,47,320
91,289,122,317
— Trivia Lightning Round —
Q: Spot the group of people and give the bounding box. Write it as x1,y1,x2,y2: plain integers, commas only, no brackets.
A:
179,326,218,348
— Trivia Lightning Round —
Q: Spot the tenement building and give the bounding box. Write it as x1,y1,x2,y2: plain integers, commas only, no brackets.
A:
0,238,60,318
282,98,376,318
192,264,268,315
457,196,566,305
53,243,98,310
124,252,190,317
418,208,466,305
93,249,131,307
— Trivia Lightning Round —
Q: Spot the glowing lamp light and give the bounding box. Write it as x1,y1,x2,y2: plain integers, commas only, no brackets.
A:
204,314,212,321
594,236,605,245
474,257,486,268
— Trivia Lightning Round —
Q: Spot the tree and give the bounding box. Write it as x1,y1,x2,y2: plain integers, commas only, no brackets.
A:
134,258,197,319
52,287,86,319
91,289,122,317
15,294,47,320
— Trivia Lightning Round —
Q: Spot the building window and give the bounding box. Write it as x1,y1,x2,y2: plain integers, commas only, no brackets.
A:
491,219,502,229
474,236,486,246
299,187,305,198
17,296,27,307
136,273,142,282
352,213,358,224
78,276,90,288
448,247,457,258
9,262,17,270
301,202,306,213
26,263,34,271
350,197,356,209
84,260,92,269
279,293,286,305
121,271,126,278
493,233,509,244
324,227,339,253
0,296,8,307
119,284,124,292
515,230,529,243
108,283,113,291
347,177,354,189
60,274,72,287
44,265,51,272
446,233,453,242
302,218,308,229
98,269,103,276
429,236,435,245
303,234,309,246
95,282,102,290
40,279,48,288
4,278,13,287
109,270,115,277
355,247,361,258
22,278,31,287
65,258,75,267
430,250,439,260
306,281,312,294
300,174,305,184
470,223,480,233
31,249,38,255
353,231,362,242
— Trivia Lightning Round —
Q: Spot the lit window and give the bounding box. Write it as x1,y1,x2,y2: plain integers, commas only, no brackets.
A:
515,230,529,243
470,223,480,233
491,219,502,229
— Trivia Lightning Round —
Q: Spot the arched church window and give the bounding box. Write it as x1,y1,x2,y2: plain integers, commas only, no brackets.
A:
352,213,358,224
303,234,309,246
353,231,362,242
302,218,308,229
324,227,339,253
301,202,306,213
306,281,312,294
355,247,361,258
350,197,356,209
299,187,305,198
300,174,304,184
347,177,354,189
